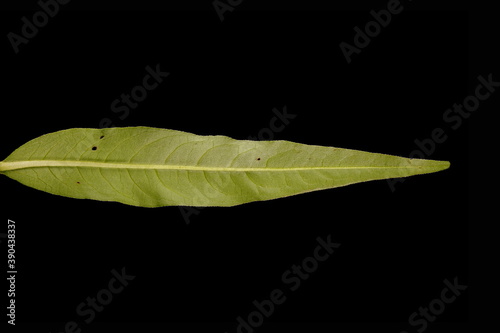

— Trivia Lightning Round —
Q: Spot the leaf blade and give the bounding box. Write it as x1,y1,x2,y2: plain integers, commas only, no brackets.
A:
0,127,450,207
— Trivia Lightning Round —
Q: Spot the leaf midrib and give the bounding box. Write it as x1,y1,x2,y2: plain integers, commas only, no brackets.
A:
0,160,448,172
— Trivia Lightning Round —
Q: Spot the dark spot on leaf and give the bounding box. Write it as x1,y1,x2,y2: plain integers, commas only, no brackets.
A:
76,182,80,184
100,135,105,139
257,158,261,161
92,146,97,150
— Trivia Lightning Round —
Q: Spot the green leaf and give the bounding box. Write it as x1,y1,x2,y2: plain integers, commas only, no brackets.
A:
0,127,449,207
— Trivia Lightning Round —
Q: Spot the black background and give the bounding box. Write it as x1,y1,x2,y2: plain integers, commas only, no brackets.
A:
0,1,479,333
